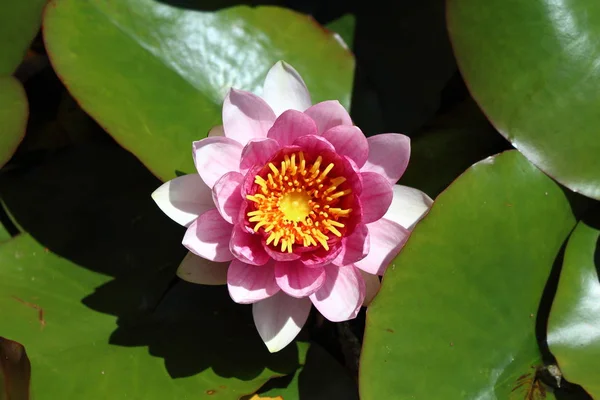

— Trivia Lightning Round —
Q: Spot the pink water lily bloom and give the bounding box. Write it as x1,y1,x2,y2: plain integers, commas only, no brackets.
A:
152,61,432,353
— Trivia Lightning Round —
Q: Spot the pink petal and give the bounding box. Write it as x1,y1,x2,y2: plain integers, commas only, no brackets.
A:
322,125,369,168
309,264,365,322
292,134,336,155
383,185,433,229
332,223,369,266
253,292,312,353
267,110,318,147
193,137,243,189
230,225,270,266
227,259,280,304
359,172,393,224
355,218,409,275
262,61,312,117
176,251,228,285
275,261,326,298
263,242,301,262
361,134,411,184
151,174,214,227
341,155,363,196
360,269,381,306
183,209,234,262
300,243,343,268
212,172,243,224
207,125,224,137
240,138,281,172
222,88,276,146
304,100,353,134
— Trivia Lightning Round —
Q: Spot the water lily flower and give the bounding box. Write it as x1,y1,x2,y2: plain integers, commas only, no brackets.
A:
152,61,432,352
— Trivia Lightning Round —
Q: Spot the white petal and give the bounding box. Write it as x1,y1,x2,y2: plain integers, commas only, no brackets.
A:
252,292,312,353
360,269,381,306
262,61,312,116
176,252,228,285
151,174,214,227
383,185,433,229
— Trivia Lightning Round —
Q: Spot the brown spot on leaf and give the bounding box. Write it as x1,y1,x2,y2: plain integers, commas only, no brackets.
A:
385,328,394,333
206,390,216,395
12,296,46,329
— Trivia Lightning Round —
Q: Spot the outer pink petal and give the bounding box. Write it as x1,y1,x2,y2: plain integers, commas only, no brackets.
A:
262,61,312,117
222,88,276,146
355,218,409,275
275,261,326,298
212,172,243,224
151,174,214,227
322,125,369,168
253,292,312,353
359,172,393,224
240,138,281,172
227,259,280,304
309,264,365,322
267,110,318,147
176,251,228,285
361,133,411,184
182,209,234,262
332,223,369,266
193,137,243,189
230,225,270,266
304,100,353,134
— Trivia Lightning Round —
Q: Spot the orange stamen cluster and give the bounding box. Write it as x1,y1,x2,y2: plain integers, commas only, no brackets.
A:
246,151,353,253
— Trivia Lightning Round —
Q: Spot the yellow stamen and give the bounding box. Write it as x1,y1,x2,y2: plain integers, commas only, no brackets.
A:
245,151,353,253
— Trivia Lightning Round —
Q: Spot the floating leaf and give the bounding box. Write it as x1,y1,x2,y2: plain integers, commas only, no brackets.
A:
448,0,600,199
548,217,600,398
43,0,354,180
0,77,27,169
360,151,572,399
0,0,46,74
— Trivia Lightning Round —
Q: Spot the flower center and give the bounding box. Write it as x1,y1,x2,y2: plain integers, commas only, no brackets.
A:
246,151,352,253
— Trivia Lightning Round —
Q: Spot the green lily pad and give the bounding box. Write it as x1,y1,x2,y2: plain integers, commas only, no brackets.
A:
360,150,574,399
0,0,46,75
325,14,355,50
43,0,354,181
0,77,27,169
0,234,306,399
447,0,600,200
548,217,600,398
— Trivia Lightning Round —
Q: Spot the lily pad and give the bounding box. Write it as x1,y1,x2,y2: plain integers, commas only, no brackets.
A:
0,0,46,74
447,0,600,200
43,0,354,181
360,151,574,399
0,140,306,399
0,234,306,399
548,217,600,399
0,77,27,169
